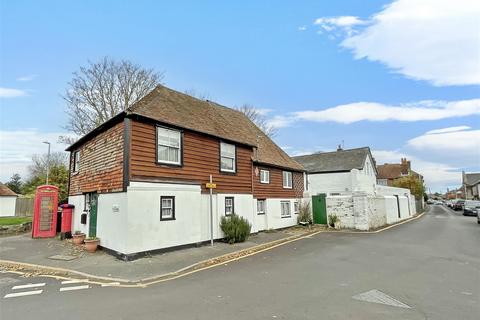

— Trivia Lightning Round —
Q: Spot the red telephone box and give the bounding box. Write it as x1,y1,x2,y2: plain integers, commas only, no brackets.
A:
32,185,59,238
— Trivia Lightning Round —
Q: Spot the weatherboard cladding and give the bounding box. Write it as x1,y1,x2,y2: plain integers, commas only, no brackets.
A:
293,147,370,173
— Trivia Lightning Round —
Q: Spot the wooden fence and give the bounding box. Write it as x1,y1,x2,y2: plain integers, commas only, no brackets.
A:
15,198,34,217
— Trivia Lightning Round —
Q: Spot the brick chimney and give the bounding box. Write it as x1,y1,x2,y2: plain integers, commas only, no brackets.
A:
400,158,411,175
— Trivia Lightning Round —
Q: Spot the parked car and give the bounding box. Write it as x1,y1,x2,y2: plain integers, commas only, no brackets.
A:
453,199,465,211
462,200,480,216
477,209,480,224
426,199,434,205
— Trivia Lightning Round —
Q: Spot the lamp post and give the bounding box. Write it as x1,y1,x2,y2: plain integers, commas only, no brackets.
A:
43,141,51,185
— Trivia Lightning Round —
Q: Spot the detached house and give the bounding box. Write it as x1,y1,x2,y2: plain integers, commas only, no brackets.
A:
376,158,424,187
66,85,305,259
294,147,415,231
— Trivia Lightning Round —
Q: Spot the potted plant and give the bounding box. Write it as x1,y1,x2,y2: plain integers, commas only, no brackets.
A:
84,237,100,253
72,231,86,245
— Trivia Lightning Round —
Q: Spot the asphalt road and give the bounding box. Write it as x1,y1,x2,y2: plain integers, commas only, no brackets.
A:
1,205,479,320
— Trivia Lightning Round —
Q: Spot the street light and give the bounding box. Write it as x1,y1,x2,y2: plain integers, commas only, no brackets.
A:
43,141,51,185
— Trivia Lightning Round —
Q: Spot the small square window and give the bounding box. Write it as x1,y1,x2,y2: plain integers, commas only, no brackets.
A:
283,171,293,189
257,199,266,215
281,201,291,218
160,196,175,221
260,170,270,184
225,197,234,216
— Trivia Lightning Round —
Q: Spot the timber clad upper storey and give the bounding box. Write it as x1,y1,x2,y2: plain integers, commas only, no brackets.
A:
67,85,305,197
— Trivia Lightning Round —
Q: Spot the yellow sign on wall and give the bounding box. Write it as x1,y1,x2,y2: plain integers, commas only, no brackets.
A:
206,183,217,189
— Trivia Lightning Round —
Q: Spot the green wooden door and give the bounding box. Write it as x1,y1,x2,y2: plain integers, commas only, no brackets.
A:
312,194,327,224
88,193,98,237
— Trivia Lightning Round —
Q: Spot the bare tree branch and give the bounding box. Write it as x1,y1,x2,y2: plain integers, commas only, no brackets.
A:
63,57,164,135
237,104,278,138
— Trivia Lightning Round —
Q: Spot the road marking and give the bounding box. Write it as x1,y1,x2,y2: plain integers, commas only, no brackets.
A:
12,283,46,290
101,282,120,287
353,289,411,309
4,290,43,298
60,285,89,292
61,280,83,284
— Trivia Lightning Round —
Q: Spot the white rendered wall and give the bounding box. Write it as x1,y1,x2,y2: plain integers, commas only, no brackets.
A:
264,198,299,230
96,192,128,253
68,194,88,235
308,172,353,195
0,196,16,217
124,182,203,255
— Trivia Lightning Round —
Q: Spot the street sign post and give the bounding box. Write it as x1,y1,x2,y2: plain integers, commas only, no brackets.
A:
207,176,215,246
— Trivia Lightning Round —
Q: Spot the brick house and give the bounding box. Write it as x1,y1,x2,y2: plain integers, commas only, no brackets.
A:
66,85,305,259
376,158,424,187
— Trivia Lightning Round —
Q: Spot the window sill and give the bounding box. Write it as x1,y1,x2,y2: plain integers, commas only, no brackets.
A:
282,187,293,189
156,161,183,168
257,212,265,215
260,181,270,184
160,217,176,221
281,215,291,219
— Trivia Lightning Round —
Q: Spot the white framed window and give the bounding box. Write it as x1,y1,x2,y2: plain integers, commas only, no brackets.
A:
260,170,270,184
283,171,293,189
225,197,234,216
257,199,266,215
160,196,175,221
73,151,80,173
220,142,236,173
157,126,182,165
294,201,299,214
281,201,291,218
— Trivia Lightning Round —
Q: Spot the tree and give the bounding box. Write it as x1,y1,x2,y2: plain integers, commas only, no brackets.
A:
63,57,164,136
5,173,23,194
237,104,278,138
22,152,69,202
392,175,426,200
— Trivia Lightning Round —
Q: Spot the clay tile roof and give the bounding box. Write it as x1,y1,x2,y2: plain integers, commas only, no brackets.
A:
293,147,372,173
376,164,404,179
0,183,17,196
128,85,304,171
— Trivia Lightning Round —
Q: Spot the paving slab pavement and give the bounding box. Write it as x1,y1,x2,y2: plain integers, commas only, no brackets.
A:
0,227,317,282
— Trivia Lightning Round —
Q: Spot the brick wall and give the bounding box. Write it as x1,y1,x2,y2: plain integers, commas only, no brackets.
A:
69,122,124,195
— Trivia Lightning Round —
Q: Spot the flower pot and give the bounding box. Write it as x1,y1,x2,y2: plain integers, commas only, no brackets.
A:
72,233,86,245
84,239,100,253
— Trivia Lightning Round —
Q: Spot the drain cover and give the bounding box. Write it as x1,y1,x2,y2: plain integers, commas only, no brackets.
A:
48,254,78,261
352,289,411,309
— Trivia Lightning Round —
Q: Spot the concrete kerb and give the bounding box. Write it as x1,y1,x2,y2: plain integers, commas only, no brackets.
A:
0,213,426,288
0,228,324,288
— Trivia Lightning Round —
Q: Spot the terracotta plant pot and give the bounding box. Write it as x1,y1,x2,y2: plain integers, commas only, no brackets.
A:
84,239,100,253
72,233,86,245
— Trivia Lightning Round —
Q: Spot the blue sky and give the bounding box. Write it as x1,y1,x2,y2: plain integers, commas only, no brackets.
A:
1,0,479,192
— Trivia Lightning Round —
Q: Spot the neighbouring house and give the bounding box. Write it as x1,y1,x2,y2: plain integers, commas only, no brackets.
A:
294,147,416,231
462,172,480,200
0,183,17,217
66,85,305,259
376,158,424,187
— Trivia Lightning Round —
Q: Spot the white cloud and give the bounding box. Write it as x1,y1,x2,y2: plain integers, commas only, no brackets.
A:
315,0,480,86
407,127,480,156
314,16,367,37
293,99,480,124
266,115,295,129
0,129,71,182
16,74,38,82
372,149,462,191
298,25,307,31
0,87,27,98
424,126,471,135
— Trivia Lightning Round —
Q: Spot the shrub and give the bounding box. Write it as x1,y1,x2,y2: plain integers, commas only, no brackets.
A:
328,214,338,228
220,214,252,244
297,200,312,225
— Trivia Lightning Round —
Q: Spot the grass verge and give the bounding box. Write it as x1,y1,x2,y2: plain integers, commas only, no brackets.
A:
0,216,32,226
